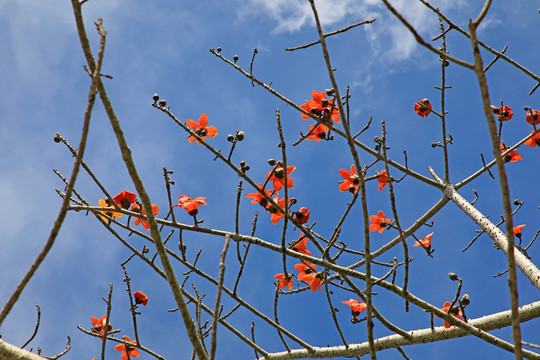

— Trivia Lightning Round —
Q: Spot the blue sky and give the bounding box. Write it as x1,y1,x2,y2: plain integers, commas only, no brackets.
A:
1,0,539,359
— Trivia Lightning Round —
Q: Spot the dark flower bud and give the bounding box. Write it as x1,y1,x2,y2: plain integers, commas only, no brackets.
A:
491,105,500,114
432,143,437,148
54,135,62,143
311,108,321,116
159,99,167,107
268,206,277,214
236,131,245,141
267,158,277,166
513,199,521,206
153,93,159,102
443,60,450,67
503,155,512,163
217,47,222,53
199,129,208,137
461,294,470,306
259,198,268,208
448,272,459,281
352,177,360,185
240,160,246,168
188,209,198,216
373,136,380,143
243,165,250,171
274,168,284,179
325,88,334,96
227,134,235,142
449,306,460,316
374,145,380,151
233,55,239,63
348,185,356,193
289,198,297,205
321,99,329,107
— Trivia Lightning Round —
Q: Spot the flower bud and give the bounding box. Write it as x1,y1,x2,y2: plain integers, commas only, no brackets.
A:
236,131,245,141
217,47,222,53
461,294,470,306
159,99,167,107
267,159,277,166
153,93,159,102
54,135,62,143
274,168,284,179
448,272,459,281
240,160,246,168
513,199,521,206
233,55,239,63
227,134,234,142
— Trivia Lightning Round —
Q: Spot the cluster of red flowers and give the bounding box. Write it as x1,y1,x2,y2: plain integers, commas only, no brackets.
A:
90,290,148,359
493,104,540,161
245,162,311,226
300,90,340,142
96,191,207,229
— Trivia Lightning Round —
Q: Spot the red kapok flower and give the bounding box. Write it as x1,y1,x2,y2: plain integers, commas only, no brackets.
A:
245,184,272,208
414,98,432,117
437,301,463,328
376,169,388,191
274,273,293,290
268,195,290,224
292,235,312,256
526,109,540,125
295,207,310,224
130,203,159,230
266,165,295,192
495,105,513,121
310,272,324,292
369,210,391,233
113,191,137,209
95,199,123,221
133,291,148,306
114,335,139,360
300,90,340,124
513,224,525,240
500,141,522,163
342,299,367,316
306,124,329,142
414,232,433,248
174,195,207,216
294,262,317,283
91,316,112,339
524,130,540,148
186,113,218,145
339,165,360,193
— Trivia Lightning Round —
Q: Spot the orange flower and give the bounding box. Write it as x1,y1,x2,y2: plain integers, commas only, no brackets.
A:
186,113,218,145
91,316,112,340
524,130,540,148
513,224,525,240
130,203,159,230
113,191,137,209
437,301,463,328
95,199,123,221
339,165,359,193
500,141,522,163
133,291,148,306
274,273,293,290
413,232,433,248
306,124,329,142
376,169,388,191
526,109,540,125
292,235,312,256
266,165,295,192
414,98,432,117
495,105,513,121
174,195,207,216
114,335,139,360
300,90,340,124
294,207,310,224
342,299,367,316
310,272,324,292
294,262,317,283
268,195,290,224
369,210,391,233
245,184,272,208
